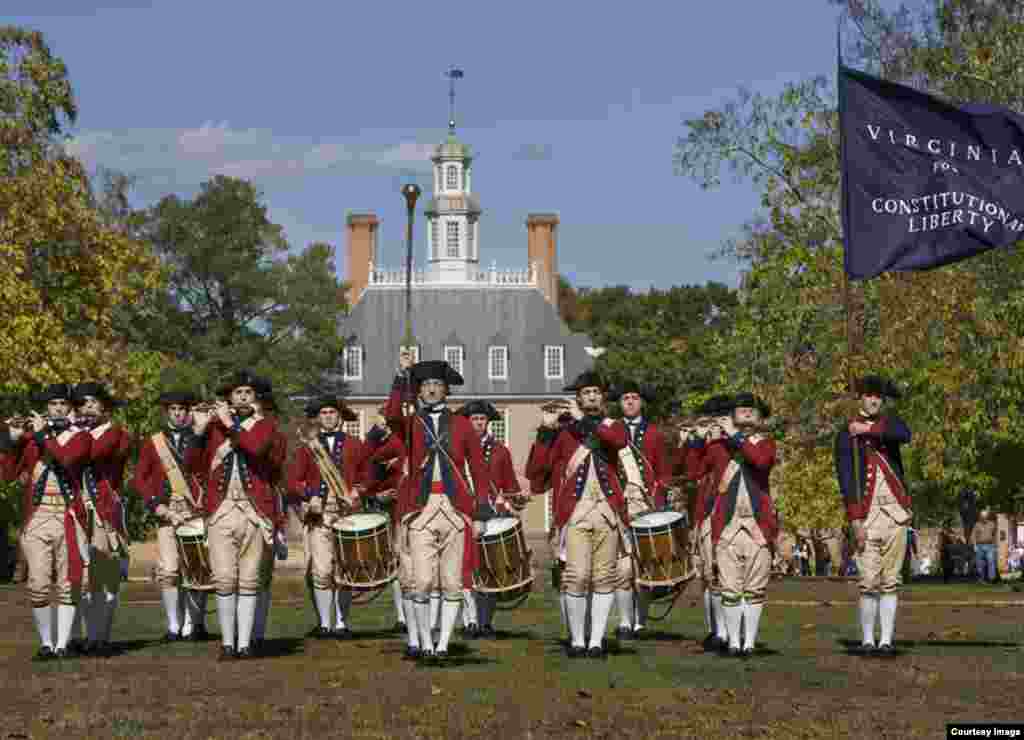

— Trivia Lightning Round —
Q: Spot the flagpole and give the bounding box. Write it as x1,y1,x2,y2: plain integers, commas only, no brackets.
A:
837,15,856,394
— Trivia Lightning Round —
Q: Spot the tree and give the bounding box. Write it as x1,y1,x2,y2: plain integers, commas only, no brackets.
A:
136,175,350,401
0,26,76,175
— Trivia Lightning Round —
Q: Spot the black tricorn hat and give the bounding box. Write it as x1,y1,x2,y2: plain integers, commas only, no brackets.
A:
72,382,126,408
608,380,656,403
457,400,500,421
156,390,198,407
410,360,463,386
696,394,735,417
564,371,605,393
216,370,273,399
32,383,73,405
305,396,358,421
854,374,902,399
730,392,771,417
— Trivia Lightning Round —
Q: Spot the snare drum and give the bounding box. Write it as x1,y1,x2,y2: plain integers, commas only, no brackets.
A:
630,510,692,590
474,517,533,603
334,512,397,590
175,518,215,591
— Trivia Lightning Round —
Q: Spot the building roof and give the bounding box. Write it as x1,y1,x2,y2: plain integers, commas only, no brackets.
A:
433,134,472,161
340,287,596,398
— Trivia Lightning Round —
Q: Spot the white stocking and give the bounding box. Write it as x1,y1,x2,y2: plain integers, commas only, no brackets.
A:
614,589,634,629
236,594,257,650
102,591,118,642
335,589,352,630
879,593,898,646
414,600,434,652
430,592,441,631
179,589,192,636
313,588,334,630
634,589,650,629
859,594,879,646
56,604,77,650
404,596,420,648
588,592,615,649
724,603,743,650
462,589,478,628
216,593,237,648
162,588,181,634
32,606,53,649
564,593,587,648
392,581,405,624
436,599,460,652
742,600,762,651
712,593,728,642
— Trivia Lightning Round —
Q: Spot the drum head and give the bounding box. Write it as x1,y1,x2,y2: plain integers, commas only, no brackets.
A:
484,517,520,537
175,519,206,537
337,512,389,532
632,511,683,530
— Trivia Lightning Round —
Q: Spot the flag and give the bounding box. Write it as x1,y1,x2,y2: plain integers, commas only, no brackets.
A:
840,65,1024,280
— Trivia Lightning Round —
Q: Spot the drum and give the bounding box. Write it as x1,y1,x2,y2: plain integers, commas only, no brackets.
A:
474,517,533,603
334,512,397,590
630,510,692,590
175,518,215,591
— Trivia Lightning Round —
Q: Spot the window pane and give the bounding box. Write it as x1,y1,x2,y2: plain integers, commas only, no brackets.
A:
490,410,507,444
430,220,439,260
446,221,460,258
489,346,507,379
446,164,458,189
444,346,463,375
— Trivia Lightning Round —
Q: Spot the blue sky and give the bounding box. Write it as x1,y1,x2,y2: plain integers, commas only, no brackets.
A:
12,1,846,292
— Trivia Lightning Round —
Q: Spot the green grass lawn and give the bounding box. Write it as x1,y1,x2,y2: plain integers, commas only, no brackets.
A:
0,576,1020,739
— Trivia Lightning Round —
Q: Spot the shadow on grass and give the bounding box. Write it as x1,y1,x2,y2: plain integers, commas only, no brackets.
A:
254,637,305,658
837,637,1018,655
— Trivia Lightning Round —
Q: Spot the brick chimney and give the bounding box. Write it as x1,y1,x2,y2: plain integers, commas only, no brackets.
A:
526,213,559,306
345,213,379,307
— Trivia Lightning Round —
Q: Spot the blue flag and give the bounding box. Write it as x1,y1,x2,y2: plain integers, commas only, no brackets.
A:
840,65,1024,280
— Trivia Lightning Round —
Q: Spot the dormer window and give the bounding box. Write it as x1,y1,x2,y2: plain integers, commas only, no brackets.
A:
446,221,460,258
446,164,458,190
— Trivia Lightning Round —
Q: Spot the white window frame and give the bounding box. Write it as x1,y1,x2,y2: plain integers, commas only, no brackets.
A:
444,345,464,377
488,406,510,445
488,345,508,380
343,345,363,380
446,164,458,190
343,409,364,440
544,345,564,380
446,220,460,258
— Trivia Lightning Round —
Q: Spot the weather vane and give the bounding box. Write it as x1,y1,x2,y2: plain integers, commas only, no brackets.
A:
447,67,464,133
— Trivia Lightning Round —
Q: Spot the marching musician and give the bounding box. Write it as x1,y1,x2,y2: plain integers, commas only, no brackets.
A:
359,409,409,636
677,394,733,652
457,400,528,640
834,375,912,656
608,382,670,641
384,351,492,663
2,384,92,660
530,371,630,659
252,393,290,653
132,390,208,643
708,393,778,658
192,370,280,660
286,396,364,640
71,382,133,657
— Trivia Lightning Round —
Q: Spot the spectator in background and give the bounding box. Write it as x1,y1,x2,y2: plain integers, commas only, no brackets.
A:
973,509,998,584
800,541,812,577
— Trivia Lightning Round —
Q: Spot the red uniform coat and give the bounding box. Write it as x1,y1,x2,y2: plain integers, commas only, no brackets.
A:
269,428,289,528
525,436,554,495
530,418,630,530
82,423,134,535
132,430,205,514
482,436,521,500
359,432,407,500
678,438,729,525
834,416,912,522
706,434,778,545
622,419,671,508
285,431,365,510
201,416,280,524
2,428,92,584
383,379,491,522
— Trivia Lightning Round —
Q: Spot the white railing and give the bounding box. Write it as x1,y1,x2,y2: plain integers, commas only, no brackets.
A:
367,260,538,287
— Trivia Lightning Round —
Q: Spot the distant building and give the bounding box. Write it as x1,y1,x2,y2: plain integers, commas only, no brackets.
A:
338,121,598,534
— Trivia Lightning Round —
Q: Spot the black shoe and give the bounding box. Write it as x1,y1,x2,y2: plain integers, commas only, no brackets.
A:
162,632,180,644
251,639,264,655
633,626,647,641
853,642,875,656
236,647,253,659
93,641,113,658
877,643,895,656
393,621,408,634
403,646,421,660
68,638,87,655
54,648,69,659
308,626,331,640
479,625,496,640
615,626,632,641
587,646,606,659
332,628,353,640
741,647,754,658
218,645,236,661
33,646,55,662
191,626,210,642
567,645,586,658
419,649,435,663
702,633,718,652
463,624,479,640
434,650,448,662
727,647,742,658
